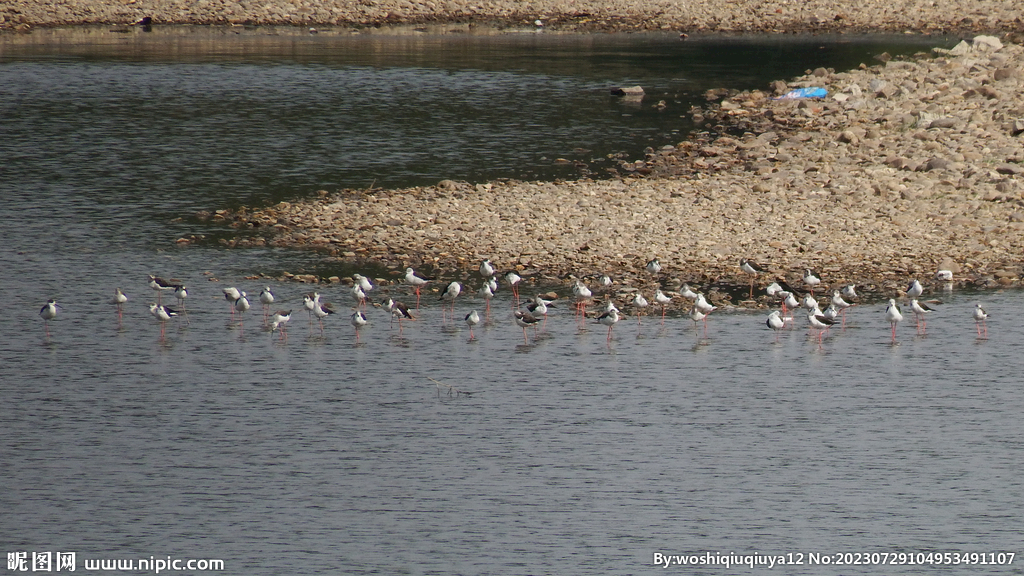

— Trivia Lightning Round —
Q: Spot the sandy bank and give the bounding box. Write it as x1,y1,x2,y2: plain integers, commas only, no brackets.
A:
210,35,1024,309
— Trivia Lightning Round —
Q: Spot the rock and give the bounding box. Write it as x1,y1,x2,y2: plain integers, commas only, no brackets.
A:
995,164,1024,175
929,117,958,129
973,35,1003,51
611,86,645,96
923,157,953,171
994,68,1015,81
948,40,972,56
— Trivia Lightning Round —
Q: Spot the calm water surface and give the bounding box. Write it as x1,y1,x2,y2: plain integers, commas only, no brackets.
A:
3,30,1022,575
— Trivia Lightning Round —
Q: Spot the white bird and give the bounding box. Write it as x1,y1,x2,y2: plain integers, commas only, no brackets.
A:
841,284,858,301
935,270,954,281
646,258,662,275
632,292,648,325
351,283,367,307
312,300,334,335
504,271,522,304
910,299,934,332
807,306,835,346
831,290,852,326
973,303,988,338
595,307,620,342
765,282,783,297
148,302,179,338
479,259,495,278
303,292,319,327
803,269,821,295
223,286,241,316
822,303,840,322
906,279,924,299
694,293,715,315
234,291,251,331
173,284,190,324
885,298,903,342
352,274,374,295
350,310,369,342
259,286,275,308
404,267,432,306
679,284,699,301
270,310,291,338
766,310,785,341
525,294,554,323
598,275,613,291
688,305,710,337
39,298,60,337
654,289,672,321
464,310,481,339
111,288,128,321
781,291,800,314
479,281,495,314
831,290,851,310
802,293,818,311
439,281,462,321
572,279,592,321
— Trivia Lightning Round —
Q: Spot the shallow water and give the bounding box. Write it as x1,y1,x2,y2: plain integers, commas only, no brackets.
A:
4,30,1022,575
4,286,1024,574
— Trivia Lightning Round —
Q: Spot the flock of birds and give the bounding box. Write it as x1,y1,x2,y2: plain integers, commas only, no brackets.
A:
35,258,992,345
738,258,990,345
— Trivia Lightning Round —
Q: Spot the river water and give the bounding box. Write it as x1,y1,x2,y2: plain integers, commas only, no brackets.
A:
3,28,1022,575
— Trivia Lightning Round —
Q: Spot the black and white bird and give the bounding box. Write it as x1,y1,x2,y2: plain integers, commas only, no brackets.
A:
173,284,190,324
595,307,620,342
739,258,766,298
909,299,934,332
906,279,924,299
803,269,821,295
148,302,180,338
439,281,462,321
312,300,334,336
513,310,542,343
111,288,128,321
350,310,369,342
270,310,291,338
404,268,433,306
149,275,177,304
39,298,60,337
646,258,662,275
807,306,835,346
464,310,481,340
973,303,988,339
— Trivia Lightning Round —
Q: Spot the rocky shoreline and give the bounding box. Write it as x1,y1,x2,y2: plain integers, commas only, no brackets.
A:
5,1,1024,310
202,34,1024,310
2,0,1023,34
